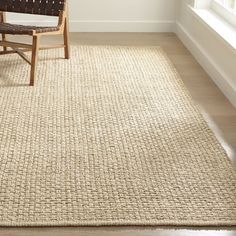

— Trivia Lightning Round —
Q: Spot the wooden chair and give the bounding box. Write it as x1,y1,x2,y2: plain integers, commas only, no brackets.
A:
0,0,70,86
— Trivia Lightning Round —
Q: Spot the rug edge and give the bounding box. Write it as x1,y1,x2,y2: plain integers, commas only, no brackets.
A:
0,220,236,227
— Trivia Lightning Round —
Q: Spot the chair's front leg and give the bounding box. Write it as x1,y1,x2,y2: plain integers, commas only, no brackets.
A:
30,35,40,86
2,34,7,51
63,17,70,59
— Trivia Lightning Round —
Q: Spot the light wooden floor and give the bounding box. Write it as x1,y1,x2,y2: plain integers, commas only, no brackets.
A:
0,33,236,236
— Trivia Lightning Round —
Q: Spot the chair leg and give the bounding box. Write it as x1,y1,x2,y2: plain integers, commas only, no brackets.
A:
2,34,7,51
30,35,40,86
63,18,70,59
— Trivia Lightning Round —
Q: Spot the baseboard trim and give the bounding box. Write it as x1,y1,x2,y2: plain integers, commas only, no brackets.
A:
10,20,175,32
175,21,236,108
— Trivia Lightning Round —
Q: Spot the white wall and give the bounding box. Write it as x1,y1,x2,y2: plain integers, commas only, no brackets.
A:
7,0,176,32
175,0,236,108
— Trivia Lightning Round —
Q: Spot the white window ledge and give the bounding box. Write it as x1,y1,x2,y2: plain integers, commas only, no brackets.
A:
188,5,236,52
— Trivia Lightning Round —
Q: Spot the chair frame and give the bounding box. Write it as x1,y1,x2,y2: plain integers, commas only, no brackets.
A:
0,2,70,86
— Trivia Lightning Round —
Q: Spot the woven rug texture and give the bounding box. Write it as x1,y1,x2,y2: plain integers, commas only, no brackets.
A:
0,46,235,226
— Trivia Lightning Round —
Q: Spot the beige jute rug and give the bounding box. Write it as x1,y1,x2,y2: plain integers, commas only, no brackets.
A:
0,46,235,227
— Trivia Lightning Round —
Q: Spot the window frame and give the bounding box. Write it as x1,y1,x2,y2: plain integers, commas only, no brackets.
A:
211,0,236,27
191,0,236,51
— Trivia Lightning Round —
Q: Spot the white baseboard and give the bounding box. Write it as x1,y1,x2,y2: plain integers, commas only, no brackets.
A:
175,21,236,108
10,20,175,32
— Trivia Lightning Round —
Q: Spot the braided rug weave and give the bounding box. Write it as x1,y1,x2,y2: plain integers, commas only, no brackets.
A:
0,46,235,227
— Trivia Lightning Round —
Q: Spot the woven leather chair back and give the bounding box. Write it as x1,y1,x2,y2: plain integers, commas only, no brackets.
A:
0,0,66,16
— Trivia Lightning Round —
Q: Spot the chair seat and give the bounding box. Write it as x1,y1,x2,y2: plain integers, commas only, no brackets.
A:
0,23,60,35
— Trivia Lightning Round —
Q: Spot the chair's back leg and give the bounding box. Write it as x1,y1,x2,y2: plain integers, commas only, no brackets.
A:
30,35,40,86
1,12,7,51
63,17,70,59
